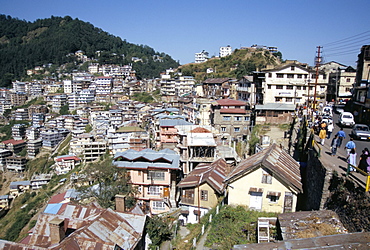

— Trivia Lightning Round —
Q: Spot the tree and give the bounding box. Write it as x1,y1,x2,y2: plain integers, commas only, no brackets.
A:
146,215,173,248
59,104,69,115
76,157,136,209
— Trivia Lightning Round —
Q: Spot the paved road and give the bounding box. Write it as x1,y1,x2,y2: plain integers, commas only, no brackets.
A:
317,113,370,188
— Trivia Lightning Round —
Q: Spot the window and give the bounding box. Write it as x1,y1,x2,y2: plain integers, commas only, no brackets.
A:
286,85,293,90
291,66,295,71
234,127,240,132
345,87,351,92
268,73,272,77
147,171,165,180
276,73,284,78
244,116,250,121
303,86,306,90
221,127,226,132
261,170,272,184
223,116,231,121
346,78,351,82
268,195,278,203
276,85,283,89
148,186,161,195
309,86,313,90
152,201,166,210
201,190,208,201
275,97,282,102
297,74,302,79
268,85,271,89
234,116,242,121
287,74,294,79
286,97,293,102
296,86,301,90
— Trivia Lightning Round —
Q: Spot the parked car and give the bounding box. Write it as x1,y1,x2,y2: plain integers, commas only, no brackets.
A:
339,112,355,127
321,115,333,124
351,124,370,140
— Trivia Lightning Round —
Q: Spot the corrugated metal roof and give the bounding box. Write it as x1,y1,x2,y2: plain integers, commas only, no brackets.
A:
225,144,302,193
159,119,193,127
187,133,216,146
113,148,180,170
178,158,229,194
255,103,296,111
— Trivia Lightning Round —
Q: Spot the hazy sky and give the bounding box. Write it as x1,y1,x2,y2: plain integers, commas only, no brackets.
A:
2,0,370,67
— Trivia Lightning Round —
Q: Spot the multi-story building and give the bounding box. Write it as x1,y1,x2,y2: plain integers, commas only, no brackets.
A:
210,99,252,141
52,94,67,112
0,150,12,171
0,139,27,154
95,76,113,95
13,108,29,121
112,148,180,215
40,128,69,148
261,61,328,106
54,155,81,175
202,78,238,99
30,173,53,189
10,92,27,106
63,80,73,94
27,139,43,158
11,124,27,140
26,126,40,140
6,156,27,172
219,45,232,57
12,81,27,93
79,89,95,105
160,74,196,97
195,50,209,63
352,45,370,123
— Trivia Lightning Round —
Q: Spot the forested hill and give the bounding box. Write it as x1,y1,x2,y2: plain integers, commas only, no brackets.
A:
0,15,179,87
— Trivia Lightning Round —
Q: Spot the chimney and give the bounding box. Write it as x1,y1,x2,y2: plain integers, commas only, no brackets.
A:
115,194,126,212
49,218,65,245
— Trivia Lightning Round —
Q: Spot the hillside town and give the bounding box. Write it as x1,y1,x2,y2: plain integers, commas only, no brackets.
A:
0,44,369,249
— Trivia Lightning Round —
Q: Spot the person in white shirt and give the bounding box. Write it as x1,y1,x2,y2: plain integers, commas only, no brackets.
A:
327,122,334,139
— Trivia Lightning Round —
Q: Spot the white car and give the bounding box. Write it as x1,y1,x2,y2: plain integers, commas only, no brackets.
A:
339,112,355,127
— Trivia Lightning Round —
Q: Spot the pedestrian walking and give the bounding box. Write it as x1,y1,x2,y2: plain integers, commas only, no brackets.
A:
345,138,356,156
335,128,346,148
347,148,357,172
327,122,334,139
330,135,339,156
319,128,326,145
359,149,369,173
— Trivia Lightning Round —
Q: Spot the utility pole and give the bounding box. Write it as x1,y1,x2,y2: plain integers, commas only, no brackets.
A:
312,46,322,115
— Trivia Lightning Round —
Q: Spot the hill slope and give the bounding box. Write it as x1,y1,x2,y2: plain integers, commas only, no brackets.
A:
0,15,179,86
178,48,282,81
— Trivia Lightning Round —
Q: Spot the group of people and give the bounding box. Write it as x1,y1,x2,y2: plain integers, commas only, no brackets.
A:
317,119,334,146
330,128,370,173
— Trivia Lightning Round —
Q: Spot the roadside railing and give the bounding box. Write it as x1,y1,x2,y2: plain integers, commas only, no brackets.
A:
346,163,370,192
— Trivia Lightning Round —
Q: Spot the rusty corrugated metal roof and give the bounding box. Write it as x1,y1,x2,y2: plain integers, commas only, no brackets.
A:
225,143,302,193
178,158,229,194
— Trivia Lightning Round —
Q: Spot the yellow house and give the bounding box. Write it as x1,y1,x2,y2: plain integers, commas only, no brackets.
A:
177,158,230,224
225,144,302,213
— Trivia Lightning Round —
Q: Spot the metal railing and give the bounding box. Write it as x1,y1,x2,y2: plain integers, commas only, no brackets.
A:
346,163,370,192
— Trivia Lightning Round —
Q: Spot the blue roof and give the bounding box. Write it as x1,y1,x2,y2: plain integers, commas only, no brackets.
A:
44,203,63,214
160,119,193,127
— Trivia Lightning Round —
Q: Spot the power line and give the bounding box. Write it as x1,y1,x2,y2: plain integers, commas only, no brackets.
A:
322,30,370,47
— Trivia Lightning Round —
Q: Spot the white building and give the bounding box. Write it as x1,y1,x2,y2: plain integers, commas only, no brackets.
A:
219,45,232,57
261,61,328,106
195,50,209,63
63,80,73,94
95,76,112,95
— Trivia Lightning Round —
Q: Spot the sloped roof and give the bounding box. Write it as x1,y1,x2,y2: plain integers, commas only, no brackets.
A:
225,144,302,193
160,119,193,127
1,139,26,145
203,78,232,84
21,204,147,250
255,103,295,111
177,158,229,194
113,148,180,170
213,99,247,106
220,108,247,114
190,127,211,133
